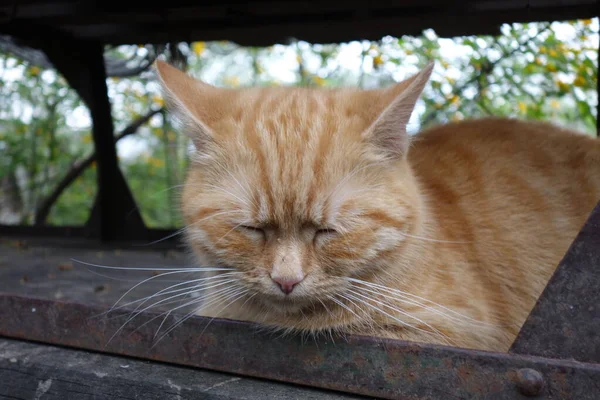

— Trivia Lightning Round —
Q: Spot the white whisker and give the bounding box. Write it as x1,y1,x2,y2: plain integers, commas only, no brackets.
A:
347,278,495,328
102,267,233,314
327,295,360,319
110,272,242,315
196,290,250,337
325,161,383,203
123,278,240,324
72,258,232,272
399,231,471,244
345,289,452,345
204,183,252,209
126,284,243,339
224,169,259,209
151,286,248,347
105,280,241,346
134,209,246,246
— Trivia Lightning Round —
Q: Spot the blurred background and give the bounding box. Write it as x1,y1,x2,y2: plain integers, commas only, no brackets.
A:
1,18,598,231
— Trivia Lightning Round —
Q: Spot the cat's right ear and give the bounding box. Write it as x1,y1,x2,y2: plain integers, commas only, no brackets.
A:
363,61,434,160
154,60,221,151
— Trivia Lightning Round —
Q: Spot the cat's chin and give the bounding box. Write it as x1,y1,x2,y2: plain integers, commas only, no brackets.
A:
256,294,315,315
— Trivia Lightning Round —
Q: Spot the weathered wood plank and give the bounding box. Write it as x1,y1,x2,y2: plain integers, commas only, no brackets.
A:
0,237,189,310
0,338,362,399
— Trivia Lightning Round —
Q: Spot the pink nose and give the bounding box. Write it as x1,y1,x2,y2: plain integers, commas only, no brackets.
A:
271,276,303,294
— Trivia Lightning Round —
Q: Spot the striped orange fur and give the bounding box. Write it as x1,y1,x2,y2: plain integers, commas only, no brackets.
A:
155,60,600,351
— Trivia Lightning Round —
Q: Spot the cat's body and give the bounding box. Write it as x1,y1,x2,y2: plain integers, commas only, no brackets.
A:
154,60,600,352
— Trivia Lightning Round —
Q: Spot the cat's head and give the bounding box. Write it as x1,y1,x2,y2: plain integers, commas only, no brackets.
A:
155,60,433,320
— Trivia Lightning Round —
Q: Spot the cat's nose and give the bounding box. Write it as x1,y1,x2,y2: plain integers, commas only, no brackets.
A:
271,276,303,294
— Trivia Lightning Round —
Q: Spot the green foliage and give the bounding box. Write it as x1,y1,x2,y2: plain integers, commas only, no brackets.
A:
0,18,598,229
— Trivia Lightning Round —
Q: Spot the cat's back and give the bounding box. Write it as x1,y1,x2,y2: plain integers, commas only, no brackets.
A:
409,117,599,334
405,118,599,350
410,117,600,217
411,117,600,170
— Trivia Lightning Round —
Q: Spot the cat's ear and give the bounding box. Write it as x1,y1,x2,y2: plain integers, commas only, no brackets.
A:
364,61,434,159
154,60,224,151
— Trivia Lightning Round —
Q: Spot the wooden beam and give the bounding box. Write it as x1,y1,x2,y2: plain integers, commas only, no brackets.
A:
36,34,147,242
1,1,598,45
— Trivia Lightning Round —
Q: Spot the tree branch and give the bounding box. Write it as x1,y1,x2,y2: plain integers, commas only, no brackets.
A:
34,108,162,226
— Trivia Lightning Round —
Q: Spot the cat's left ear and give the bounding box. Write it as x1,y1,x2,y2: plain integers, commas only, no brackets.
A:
365,61,434,159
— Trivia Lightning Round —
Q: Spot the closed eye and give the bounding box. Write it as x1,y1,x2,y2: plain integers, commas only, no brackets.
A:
314,228,338,241
238,225,267,241
239,225,265,236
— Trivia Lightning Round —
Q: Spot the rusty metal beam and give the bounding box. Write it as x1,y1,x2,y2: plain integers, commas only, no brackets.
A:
509,200,600,363
0,293,599,399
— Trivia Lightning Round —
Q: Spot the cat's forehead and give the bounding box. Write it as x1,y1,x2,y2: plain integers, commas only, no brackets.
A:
204,90,380,225
232,87,368,129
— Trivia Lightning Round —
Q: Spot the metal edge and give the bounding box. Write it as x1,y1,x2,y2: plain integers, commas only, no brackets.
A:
509,200,600,363
0,293,599,399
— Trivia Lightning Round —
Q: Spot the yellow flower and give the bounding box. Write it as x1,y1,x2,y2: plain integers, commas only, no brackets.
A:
192,42,206,55
447,77,456,84
296,55,302,64
518,102,527,113
449,95,460,105
550,99,560,109
153,128,163,138
582,19,593,25
546,63,558,72
549,49,558,57
405,49,414,55
372,55,384,67
148,157,164,168
312,76,326,86
223,76,240,87
152,94,164,107
539,46,547,54
441,60,450,69
30,66,41,76
573,75,586,87
577,65,591,77
534,57,544,66
556,80,570,92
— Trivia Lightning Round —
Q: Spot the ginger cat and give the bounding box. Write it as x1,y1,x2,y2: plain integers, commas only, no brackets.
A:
154,59,600,352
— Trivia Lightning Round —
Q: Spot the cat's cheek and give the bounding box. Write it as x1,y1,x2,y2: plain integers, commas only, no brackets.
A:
372,227,406,253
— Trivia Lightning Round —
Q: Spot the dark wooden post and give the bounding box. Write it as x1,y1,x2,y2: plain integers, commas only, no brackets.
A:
38,36,147,242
